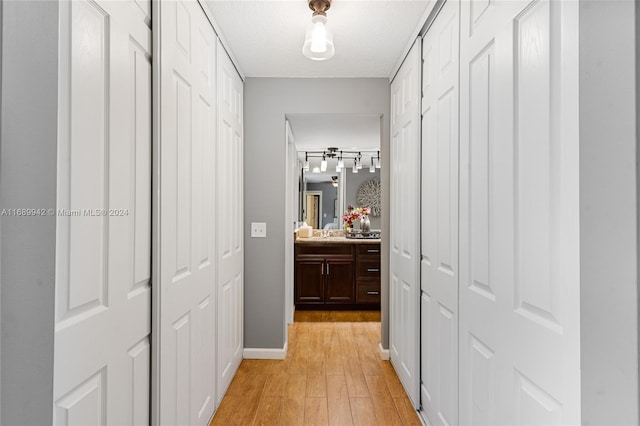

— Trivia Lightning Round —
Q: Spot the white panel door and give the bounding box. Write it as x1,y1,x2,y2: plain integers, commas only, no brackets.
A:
53,1,151,425
216,39,244,402
420,1,460,425
389,39,422,408
155,1,217,424
459,0,580,424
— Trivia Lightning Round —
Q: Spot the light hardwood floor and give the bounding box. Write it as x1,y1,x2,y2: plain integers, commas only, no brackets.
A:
210,319,422,425
294,310,381,323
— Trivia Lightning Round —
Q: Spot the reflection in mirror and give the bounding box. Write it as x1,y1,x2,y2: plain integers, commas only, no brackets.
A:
300,168,343,229
287,113,382,230
299,162,381,230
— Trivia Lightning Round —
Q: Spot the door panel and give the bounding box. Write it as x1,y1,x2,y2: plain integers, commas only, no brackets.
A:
216,38,244,402
389,39,421,407
459,0,580,424
54,1,151,425
419,1,460,424
156,1,217,424
325,260,355,303
295,260,324,303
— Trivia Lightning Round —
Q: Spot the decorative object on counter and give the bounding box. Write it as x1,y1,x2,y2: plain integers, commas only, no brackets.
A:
298,222,313,238
360,214,371,232
345,229,381,239
357,178,381,217
342,204,370,230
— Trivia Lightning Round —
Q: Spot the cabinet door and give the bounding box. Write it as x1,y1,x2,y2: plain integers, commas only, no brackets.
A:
295,260,324,304
325,259,355,304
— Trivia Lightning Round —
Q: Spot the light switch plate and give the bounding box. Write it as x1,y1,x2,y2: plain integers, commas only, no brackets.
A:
251,222,267,238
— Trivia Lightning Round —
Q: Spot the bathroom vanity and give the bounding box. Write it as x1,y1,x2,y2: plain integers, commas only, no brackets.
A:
294,235,381,310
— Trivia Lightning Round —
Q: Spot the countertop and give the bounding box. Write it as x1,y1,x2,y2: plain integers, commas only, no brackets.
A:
295,236,381,244
295,230,380,244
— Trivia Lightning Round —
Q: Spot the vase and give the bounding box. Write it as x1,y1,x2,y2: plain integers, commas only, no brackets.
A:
360,216,371,232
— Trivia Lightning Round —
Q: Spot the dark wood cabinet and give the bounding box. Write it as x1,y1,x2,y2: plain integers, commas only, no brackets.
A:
295,260,324,303
324,259,355,303
295,241,380,309
355,244,381,305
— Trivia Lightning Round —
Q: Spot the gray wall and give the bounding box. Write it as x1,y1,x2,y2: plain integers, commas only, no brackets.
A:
580,1,639,424
0,2,58,424
307,182,338,229
345,168,381,230
244,78,390,349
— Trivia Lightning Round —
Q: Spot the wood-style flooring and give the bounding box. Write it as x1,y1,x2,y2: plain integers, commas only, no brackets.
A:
294,310,381,323
210,317,422,425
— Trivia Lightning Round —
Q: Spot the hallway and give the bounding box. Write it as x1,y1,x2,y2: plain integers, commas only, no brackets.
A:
211,320,421,425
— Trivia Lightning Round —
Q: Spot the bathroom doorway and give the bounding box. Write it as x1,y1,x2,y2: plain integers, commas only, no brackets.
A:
285,113,383,326
304,191,322,229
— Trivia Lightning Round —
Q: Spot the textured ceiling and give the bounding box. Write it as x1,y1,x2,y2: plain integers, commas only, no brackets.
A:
204,0,433,78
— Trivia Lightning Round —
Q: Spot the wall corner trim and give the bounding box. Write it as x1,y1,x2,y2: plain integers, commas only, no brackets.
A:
243,342,288,360
378,343,390,361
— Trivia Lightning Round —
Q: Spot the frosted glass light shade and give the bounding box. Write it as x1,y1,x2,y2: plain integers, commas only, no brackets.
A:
320,159,327,171
302,15,335,61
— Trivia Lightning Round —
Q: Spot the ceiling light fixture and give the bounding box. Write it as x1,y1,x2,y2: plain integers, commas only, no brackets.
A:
331,176,339,187
303,153,310,171
302,0,335,61
300,147,381,173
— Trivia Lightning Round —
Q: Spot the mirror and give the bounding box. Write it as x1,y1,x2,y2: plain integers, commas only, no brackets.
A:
300,166,381,230
300,168,342,229
288,113,382,230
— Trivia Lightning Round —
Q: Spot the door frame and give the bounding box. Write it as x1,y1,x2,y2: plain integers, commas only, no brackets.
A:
285,120,296,325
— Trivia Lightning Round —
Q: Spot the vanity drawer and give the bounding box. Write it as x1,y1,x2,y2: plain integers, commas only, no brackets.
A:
357,260,381,278
357,282,381,304
356,244,381,257
296,243,354,257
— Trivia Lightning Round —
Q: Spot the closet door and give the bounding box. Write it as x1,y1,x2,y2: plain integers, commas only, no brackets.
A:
459,0,580,424
420,1,460,424
155,1,217,424
53,1,151,425
216,39,244,402
389,39,422,407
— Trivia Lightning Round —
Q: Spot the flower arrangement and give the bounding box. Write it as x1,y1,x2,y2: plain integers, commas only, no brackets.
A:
342,204,371,229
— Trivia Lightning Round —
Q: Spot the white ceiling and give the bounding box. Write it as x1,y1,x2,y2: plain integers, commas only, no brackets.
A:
204,0,433,78
288,113,380,151
288,113,380,182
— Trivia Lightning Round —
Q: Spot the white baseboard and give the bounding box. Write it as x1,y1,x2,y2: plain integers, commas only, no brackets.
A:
243,342,288,360
378,343,390,360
